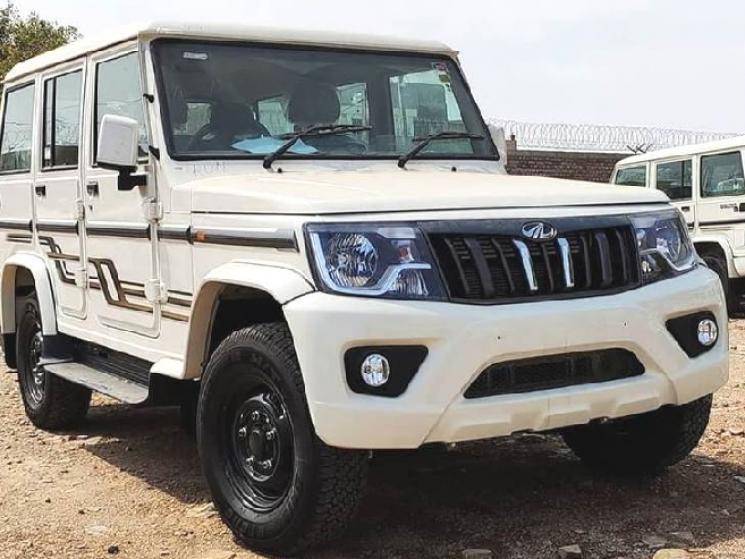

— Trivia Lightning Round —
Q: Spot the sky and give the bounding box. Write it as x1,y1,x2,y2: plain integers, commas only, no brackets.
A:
12,0,745,133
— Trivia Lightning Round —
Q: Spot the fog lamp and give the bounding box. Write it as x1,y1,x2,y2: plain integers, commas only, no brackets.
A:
697,319,718,347
361,354,390,387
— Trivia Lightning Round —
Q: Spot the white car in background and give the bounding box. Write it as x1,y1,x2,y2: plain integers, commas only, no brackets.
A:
613,137,745,313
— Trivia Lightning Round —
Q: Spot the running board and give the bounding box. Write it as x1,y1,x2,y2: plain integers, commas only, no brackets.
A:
44,362,149,404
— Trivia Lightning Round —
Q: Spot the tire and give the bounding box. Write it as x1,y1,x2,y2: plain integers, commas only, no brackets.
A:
179,381,199,439
700,251,739,314
560,395,712,476
16,295,91,430
197,322,368,555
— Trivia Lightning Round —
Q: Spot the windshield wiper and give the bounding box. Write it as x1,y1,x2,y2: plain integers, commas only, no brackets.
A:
397,131,484,169
263,124,372,170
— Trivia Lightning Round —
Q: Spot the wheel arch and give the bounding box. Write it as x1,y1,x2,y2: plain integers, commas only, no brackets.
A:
694,237,734,277
183,262,314,379
1,253,57,336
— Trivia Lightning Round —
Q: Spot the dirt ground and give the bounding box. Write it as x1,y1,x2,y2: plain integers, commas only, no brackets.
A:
3,325,745,559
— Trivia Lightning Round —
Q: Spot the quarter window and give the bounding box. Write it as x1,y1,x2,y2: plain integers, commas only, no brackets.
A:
701,152,745,198
0,83,35,173
615,165,647,187
43,70,82,168
95,52,147,160
655,160,692,201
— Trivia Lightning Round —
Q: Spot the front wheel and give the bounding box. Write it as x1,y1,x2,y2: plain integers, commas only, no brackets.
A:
197,323,368,554
560,395,712,476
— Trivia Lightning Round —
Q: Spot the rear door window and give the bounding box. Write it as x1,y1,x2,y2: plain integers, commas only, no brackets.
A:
701,152,745,198
0,83,35,173
655,160,692,200
42,70,83,169
615,165,647,187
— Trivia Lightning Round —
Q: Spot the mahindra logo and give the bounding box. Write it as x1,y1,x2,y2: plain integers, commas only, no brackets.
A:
521,221,558,241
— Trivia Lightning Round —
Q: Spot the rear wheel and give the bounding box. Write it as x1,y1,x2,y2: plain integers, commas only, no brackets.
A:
197,322,368,554
560,395,712,476
16,295,91,430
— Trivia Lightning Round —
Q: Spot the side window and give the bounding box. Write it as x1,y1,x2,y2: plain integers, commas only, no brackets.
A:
257,96,292,136
615,165,647,187
95,52,147,160
0,83,35,173
655,160,692,200
701,152,745,198
337,83,369,127
42,70,82,169
389,68,467,153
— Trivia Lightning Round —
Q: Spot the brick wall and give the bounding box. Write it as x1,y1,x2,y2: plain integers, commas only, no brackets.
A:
504,138,627,184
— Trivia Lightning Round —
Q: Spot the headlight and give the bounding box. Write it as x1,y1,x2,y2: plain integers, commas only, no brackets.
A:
630,209,696,284
306,223,445,299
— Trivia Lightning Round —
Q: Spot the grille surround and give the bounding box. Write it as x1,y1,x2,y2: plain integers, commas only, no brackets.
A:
423,216,641,304
465,349,645,399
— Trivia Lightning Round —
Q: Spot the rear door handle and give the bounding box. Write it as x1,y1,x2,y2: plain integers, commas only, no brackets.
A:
35,184,46,197
680,205,690,212
86,181,99,197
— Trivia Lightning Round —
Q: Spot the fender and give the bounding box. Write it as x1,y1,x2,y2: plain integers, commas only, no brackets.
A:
691,232,737,277
1,252,58,336
182,261,315,379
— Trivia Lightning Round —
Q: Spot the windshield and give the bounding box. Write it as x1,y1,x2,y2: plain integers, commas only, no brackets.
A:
152,40,496,161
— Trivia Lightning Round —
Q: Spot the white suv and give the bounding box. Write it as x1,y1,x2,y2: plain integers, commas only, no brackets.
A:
613,137,745,314
0,22,728,554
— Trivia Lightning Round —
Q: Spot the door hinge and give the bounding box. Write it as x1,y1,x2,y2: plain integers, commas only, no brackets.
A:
142,199,163,222
75,199,86,221
73,268,88,288
144,279,167,304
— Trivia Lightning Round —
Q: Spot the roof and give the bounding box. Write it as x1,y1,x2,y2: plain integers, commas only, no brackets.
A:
616,135,745,167
4,21,457,83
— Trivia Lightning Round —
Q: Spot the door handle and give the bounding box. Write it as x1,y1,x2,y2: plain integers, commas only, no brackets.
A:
86,181,100,197
35,184,46,197
680,206,690,212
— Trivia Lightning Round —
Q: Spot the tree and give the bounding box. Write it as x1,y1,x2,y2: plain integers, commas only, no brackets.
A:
0,3,78,87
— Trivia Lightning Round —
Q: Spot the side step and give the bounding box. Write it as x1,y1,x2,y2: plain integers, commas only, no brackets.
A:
45,362,149,404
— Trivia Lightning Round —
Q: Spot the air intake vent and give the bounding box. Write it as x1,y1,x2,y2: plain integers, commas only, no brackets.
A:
465,349,644,398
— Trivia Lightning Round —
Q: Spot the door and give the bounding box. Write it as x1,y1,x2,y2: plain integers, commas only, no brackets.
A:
652,158,695,226
0,81,37,265
696,150,745,226
83,46,158,335
696,149,745,257
34,64,86,317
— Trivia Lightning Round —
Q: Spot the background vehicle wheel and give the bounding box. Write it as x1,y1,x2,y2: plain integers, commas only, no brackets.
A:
700,251,739,314
16,295,91,430
197,322,368,554
560,395,712,476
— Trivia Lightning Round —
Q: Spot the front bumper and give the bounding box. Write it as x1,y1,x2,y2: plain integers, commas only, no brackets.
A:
283,266,728,449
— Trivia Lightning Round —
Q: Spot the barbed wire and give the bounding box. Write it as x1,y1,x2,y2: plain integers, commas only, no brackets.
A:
489,119,743,154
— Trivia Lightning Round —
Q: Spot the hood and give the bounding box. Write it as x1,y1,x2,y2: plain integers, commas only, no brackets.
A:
187,169,668,215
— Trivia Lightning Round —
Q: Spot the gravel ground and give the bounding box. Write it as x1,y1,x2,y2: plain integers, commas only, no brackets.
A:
3,323,745,559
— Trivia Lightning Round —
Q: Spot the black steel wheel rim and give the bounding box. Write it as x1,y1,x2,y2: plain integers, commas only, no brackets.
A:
222,372,294,512
22,315,45,406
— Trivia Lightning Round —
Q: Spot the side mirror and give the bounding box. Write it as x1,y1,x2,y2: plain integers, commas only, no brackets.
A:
488,123,508,166
97,115,145,191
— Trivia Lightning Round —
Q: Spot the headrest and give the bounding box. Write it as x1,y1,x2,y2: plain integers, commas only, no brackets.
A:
210,103,259,132
287,82,340,128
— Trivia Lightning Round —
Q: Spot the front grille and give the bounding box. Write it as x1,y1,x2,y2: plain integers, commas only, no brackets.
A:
464,349,644,399
427,224,639,303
